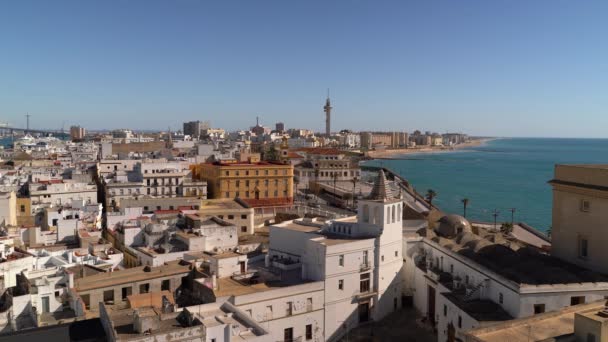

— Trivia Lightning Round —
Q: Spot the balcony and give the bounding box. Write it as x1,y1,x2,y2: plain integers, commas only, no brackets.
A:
427,266,441,282
271,257,302,271
360,262,371,272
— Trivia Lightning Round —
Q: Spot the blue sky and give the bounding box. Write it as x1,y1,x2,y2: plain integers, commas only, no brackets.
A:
1,0,607,137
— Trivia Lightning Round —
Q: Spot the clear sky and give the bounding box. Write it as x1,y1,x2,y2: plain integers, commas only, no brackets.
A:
1,0,607,137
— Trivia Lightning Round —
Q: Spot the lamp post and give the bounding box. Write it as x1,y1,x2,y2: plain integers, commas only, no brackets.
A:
510,208,516,224
351,176,358,209
492,209,500,230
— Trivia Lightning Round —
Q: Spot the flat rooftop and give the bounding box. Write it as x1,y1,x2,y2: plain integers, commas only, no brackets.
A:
75,261,191,292
443,293,513,322
213,263,309,298
466,300,605,342
550,164,608,189
277,220,323,233
200,198,250,210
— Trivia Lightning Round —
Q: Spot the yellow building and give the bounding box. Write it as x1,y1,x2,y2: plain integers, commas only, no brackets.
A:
191,161,293,207
16,197,34,227
550,164,608,275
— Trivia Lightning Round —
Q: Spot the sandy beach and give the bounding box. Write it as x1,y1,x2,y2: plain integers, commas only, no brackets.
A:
366,138,495,159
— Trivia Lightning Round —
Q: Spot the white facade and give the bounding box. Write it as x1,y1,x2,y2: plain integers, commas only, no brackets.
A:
267,171,405,340
404,233,608,342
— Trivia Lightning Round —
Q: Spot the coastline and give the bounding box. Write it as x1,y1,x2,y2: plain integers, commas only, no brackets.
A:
366,138,495,159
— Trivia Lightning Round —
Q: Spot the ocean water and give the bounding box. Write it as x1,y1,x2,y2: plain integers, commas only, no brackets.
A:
0,136,13,147
364,138,608,232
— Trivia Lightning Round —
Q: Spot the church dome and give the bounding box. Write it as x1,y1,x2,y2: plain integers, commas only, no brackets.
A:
435,214,472,238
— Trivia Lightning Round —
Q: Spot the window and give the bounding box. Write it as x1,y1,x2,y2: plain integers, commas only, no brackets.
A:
225,171,229,176
306,297,312,311
225,192,230,198
534,304,545,314
228,215,234,219
588,333,597,342
458,315,462,328
284,328,294,342
443,304,447,316
246,180,250,186
499,293,504,304
161,279,170,291
241,214,247,219
218,215,224,219
286,301,293,316
246,309,252,317
20,205,25,213
381,255,384,262
579,236,589,259
305,324,313,340
121,286,132,300
363,204,369,222
571,296,586,305
81,294,90,309
339,255,344,266
103,290,114,304
241,226,247,233
139,283,150,294
580,199,591,212
360,273,370,293
450,264,454,274
395,250,398,257
338,279,344,290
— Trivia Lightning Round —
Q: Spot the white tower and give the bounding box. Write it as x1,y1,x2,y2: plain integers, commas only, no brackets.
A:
356,170,404,320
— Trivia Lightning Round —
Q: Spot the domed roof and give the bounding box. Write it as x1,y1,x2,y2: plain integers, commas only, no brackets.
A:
436,214,472,238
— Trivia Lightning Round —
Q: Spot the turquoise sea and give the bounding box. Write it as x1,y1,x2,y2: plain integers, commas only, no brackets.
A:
364,138,608,233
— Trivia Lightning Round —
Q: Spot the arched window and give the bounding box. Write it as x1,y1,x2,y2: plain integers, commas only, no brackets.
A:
387,207,390,224
397,204,402,222
373,206,380,224
391,205,396,223
363,205,369,223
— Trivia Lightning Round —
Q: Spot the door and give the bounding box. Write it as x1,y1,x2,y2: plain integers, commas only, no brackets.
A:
240,261,246,274
428,285,436,325
448,322,455,342
284,327,293,342
358,302,370,323
255,190,260,200
41,296,50,313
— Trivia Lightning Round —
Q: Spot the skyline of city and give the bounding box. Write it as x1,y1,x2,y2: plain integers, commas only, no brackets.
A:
2,0,608,137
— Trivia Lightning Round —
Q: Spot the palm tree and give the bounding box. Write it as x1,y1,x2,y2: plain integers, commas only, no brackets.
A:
461,198,470,218
426,189,437,205
332,173,339,204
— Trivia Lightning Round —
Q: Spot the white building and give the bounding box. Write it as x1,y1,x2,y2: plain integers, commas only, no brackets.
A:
403,214,608,342
29,180,97,209
194,170,405,341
